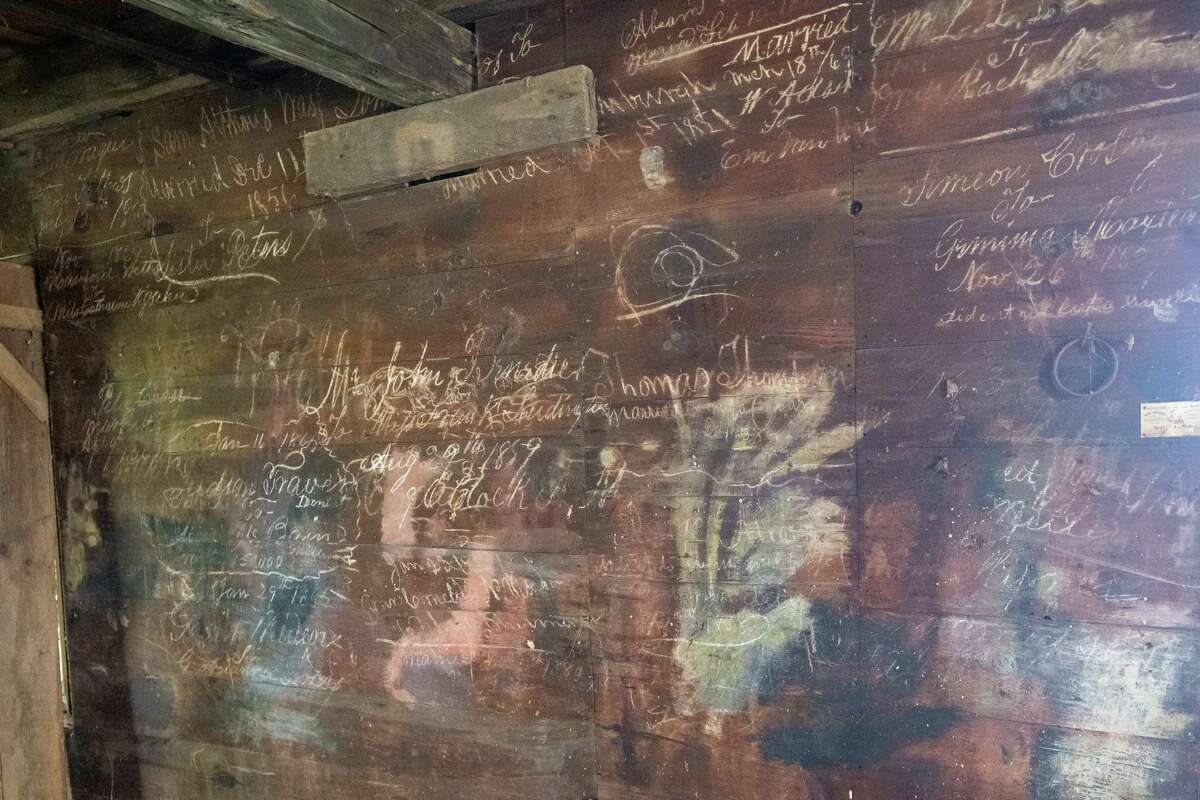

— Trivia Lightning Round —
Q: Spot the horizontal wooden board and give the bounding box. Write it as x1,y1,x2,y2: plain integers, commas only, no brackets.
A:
305,67,597,198
859,0,1200,157
476,3,566,87
68,700,594,799
861,443,1200,629
124,0,474,107
863,610,1200,742
576,262,853,366
46,257,579,386
38,146,576,327
595,722,854,799
68,595,593,717
576,194,852,291
856,199,1200,347
28,77,380,250
51,349,587,452
858,0,1154,59
599,714,1200,799
57,437,586,608
565,0,857,224
854,108,1200,228
858,328,1200,447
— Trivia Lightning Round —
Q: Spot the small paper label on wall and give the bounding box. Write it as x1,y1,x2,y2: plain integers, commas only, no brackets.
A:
1141,401,1200,438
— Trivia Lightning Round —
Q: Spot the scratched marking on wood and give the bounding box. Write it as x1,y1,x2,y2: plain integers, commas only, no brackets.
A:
24,0,1200,798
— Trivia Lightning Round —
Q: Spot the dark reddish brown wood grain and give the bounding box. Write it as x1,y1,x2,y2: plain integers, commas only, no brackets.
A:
860,442,1200,628
33,0,1200,798
858,0,1200,158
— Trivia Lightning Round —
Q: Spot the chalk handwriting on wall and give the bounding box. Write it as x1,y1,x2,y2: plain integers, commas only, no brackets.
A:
49,0,1200,798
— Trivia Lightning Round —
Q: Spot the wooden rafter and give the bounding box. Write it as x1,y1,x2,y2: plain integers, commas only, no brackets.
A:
124,0,474,106
0,0,260,87
0,0,544,144
421,0,548,24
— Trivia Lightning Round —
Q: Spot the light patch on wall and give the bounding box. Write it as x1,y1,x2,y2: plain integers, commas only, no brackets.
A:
1034,727,1185,800
639,146,670,190
1054,626,1195,741
1024,11,1200,94
666,388,857,723
62,462,102,593
675,599,815,720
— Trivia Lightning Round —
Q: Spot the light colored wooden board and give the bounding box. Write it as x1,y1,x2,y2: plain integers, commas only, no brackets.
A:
0,304,41,331
0,262,36,306
0,286,66,799
304,65,596,197
0,262,45,422
0,339,46,423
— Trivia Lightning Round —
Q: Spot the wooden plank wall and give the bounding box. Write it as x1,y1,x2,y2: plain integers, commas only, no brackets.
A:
0,263,69,799
23,0,1200,797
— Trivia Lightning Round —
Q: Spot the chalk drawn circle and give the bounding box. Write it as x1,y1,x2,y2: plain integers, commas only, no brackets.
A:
613,225,740,322
1051,334,1119,397
655,246,703,288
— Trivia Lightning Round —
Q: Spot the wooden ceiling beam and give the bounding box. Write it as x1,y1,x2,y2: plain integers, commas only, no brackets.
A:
124,0,475,106
418,0,549,24
0,40,208,142
0,0,260,87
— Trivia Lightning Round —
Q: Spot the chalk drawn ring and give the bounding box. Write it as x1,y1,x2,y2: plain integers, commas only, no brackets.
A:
1051,329,1119,397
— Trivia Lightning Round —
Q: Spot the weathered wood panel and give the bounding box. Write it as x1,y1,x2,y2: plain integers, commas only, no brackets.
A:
861,443,1200,628
855,109,1200,347
38,145,575,329
0,258,68,799
854,108,1200,227
863,610,1200,741
20,0,1200,798
859,0,1200,157
126,0,474,106
68,707,594,798
45,255,579,388
476,3,566,86
858,328,1200,447
859,0,1153,59
305,66,597,197
565,0,857,224
0,150,36,260
28,75,392,250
